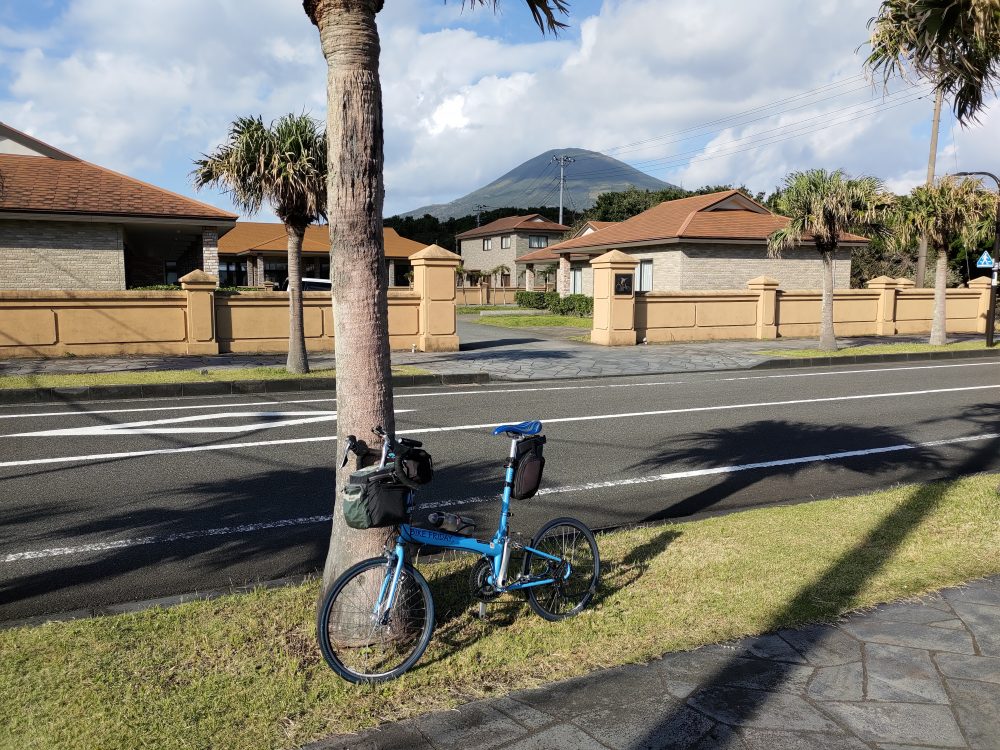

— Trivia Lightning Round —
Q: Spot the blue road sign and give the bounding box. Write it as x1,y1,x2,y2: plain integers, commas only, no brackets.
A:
976,251,995,269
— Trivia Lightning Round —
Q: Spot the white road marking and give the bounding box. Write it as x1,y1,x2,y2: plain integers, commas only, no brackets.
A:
1,515,332,563
5,430,996,564
421,432,1000,509
0,398,333,420
1,383,997,469
9,411,340,437
2,360,997,421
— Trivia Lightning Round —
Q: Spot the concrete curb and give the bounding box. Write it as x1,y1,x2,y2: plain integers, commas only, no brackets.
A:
0,371,492,405
748,346,1000,371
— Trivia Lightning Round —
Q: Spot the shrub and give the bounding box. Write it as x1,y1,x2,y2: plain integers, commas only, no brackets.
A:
515,291,547,309
127,284,181,291
545,293,593,317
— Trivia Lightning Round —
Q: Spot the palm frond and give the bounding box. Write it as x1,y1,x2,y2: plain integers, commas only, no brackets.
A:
460,0,570,34
192,113,326,225
865,0,1000,123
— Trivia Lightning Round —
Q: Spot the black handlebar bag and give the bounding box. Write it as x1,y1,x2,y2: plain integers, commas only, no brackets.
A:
511,435,546,500
343,466,411,529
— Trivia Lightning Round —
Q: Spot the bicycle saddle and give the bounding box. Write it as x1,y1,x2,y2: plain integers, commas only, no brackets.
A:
492,420,542,436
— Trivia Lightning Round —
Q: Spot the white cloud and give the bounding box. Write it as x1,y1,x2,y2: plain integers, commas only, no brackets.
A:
0,0,995,221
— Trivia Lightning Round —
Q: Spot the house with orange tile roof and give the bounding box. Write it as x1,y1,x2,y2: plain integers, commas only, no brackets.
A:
0,122,237,290
518,190,867,297
455,214,568,285
217,222,427,287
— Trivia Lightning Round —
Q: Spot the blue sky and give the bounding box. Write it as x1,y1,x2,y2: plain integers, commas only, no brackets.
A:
0,0,992,221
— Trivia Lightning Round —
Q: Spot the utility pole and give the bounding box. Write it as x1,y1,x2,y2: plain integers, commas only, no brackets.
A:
552,154,575,225
473,204,489,227
916,89,944,288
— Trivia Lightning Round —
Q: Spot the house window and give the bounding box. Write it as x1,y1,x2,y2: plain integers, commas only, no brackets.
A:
635,259,653,292
164,260,178,285
218,260,248,287
528,235,548,249
501,235,511,249
483,238,493,251
264,259,288,284
570,267,583,294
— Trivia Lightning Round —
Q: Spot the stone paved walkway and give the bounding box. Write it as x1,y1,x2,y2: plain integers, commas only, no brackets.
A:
0,318,981,381
308,576,1000,750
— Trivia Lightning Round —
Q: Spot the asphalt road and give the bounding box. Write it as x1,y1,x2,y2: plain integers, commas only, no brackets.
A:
1,358,999,622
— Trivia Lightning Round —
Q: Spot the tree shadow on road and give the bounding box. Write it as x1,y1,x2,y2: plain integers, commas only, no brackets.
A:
625,419,945,522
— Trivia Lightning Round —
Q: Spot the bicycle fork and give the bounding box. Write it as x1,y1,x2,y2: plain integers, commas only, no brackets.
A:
374,545,406,625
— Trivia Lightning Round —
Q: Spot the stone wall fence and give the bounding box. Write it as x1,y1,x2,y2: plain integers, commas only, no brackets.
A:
588,251,993,345
0,245,461,358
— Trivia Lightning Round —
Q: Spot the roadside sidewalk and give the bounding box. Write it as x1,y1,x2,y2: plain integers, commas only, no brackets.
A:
309,576,1000,750
0,320,991,382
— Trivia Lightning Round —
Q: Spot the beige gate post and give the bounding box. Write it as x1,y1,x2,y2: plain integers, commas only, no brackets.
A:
969,276,992,334
867,276,899,336
412,244,461,352
747,276,779,340
180,270,219,355
590,250,638,346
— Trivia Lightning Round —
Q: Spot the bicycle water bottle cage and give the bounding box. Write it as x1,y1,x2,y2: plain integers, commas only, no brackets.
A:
492,420,542,437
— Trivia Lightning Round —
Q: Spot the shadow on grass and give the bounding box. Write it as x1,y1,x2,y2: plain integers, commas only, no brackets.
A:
413,527,680,670
631,431,1000,746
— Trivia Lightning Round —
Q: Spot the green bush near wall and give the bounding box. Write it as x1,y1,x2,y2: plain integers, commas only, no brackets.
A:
514,291,547,309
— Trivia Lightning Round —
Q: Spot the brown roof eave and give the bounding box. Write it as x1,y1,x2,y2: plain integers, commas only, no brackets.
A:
0,208,237,224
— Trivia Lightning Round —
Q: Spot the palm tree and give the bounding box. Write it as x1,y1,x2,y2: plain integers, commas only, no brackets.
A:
894,176,996,344
768,169,893,351
193,114,326,375
866,0,1000,123
302,0,569,589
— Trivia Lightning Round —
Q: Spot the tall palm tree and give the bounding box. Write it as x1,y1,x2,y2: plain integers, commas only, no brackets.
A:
894,176,996,344
866,0,1000,123
768,169,893,351
193,114,326,375
302,0,569,589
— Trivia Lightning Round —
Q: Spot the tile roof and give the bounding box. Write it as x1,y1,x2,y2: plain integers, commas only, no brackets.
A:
547,190,867,253
455,214,569,240
218,222,426,259
0,129,236,221
516,246,589,264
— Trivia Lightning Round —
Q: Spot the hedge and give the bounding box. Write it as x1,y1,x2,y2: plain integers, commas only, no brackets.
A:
514,291,547,309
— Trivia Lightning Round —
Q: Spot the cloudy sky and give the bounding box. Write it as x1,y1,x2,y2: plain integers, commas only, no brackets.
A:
1,0,995,220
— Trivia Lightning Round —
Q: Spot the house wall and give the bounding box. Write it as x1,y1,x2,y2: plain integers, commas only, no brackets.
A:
0,220,126,290
461,232,564,278
678,243,852,290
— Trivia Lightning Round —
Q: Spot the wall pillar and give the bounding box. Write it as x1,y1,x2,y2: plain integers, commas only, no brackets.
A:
201,228,219,284
180,270,219,355
525,264,535,292
867,276,899,336
412,244,461,352
747,276,779,340
589,250,638,346
969,276,992,333
558,253,571,298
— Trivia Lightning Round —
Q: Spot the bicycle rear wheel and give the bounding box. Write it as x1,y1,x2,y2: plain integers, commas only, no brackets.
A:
522,517,600,621
317,556,434,683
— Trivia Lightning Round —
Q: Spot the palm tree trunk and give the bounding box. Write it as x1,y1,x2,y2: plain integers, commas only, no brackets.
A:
313,0,396,591
929,247,949,345
285,223,310,374
819,249,837,351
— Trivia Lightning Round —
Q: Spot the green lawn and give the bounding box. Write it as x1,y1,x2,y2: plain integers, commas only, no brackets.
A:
760,340,990,359
0,365,430,390
2,473,998,749
478,314,593,329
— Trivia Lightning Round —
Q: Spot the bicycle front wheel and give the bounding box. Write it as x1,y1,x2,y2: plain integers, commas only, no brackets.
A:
317,556,435,683
522,517,600,621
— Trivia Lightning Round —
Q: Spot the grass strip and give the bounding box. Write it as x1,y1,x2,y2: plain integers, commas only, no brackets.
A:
759,340,989,358
0,365,429,391
477,314,593,329
1,473,998,749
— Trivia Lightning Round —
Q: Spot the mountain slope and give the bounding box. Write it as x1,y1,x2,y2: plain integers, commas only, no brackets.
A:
399,148,675,220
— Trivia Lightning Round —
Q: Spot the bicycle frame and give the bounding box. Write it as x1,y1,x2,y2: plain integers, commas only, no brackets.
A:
376,435,567,614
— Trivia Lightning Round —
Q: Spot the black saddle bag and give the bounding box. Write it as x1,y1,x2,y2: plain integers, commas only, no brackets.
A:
397,447,434,486
511,435,546,500
343,465,411,530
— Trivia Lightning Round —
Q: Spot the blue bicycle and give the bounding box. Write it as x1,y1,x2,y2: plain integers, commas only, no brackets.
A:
317,420,600,683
